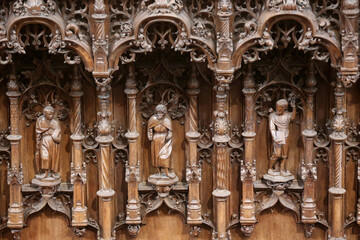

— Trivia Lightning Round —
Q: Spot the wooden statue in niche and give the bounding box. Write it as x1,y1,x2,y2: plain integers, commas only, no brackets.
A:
264,99,296,182
33,105,62,185
147,104,176,179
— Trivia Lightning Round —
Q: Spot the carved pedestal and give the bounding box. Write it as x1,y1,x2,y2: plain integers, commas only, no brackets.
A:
148,174,179,197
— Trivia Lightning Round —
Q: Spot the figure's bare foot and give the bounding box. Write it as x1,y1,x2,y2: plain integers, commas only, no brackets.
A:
267,169,280,176
280,170,291,177
164,169,176,179
52,172,60,179
37,172,47,179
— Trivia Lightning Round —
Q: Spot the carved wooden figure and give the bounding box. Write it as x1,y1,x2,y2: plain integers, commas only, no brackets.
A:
34,106,61,180
147,104,174,179
265,99,296,180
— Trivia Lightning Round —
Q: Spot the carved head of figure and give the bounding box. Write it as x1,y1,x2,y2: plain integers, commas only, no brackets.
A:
155,104,167,120
43,106,55,120
275,99,288,115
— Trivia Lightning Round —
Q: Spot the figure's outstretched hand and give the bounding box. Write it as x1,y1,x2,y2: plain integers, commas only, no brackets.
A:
290,99,296,108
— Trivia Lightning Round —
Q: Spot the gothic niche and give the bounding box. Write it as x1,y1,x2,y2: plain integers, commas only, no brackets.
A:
251,50,310,223
18,56,73,225
135,51,190,223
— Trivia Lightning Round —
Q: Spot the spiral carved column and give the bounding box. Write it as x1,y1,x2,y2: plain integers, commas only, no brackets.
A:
186,64,202,225
301,61,318,224
70,65,88,226
95,77,115,240
240,64,256,228
328,78,347,240
6,72,24,229
212,74,232,240
124,64,141,225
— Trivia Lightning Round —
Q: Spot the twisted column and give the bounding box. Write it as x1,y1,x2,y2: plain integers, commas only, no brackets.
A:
301,61,318,224
186,64,202,224
212,74,232,240
124,64,141,225
6,72,24,229
70,65,88,227
240,64,256,227
95,77,115,240
328,78,347,240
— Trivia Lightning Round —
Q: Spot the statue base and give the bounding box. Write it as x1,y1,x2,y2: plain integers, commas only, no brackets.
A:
148,173,179,197
32,175,61,198
263,174,295,183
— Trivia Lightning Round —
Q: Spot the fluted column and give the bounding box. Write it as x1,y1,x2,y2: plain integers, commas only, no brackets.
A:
328,78,347,240
186,64,202,224
240,64,256,227
124,64,141,225
95,77,115,240
6,73,24,228
70,65,88,227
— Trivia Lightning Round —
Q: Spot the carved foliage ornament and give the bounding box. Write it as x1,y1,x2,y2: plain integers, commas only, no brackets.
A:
141,0,184,15
13,0,57,16
139,86,187,122
22,86,70,126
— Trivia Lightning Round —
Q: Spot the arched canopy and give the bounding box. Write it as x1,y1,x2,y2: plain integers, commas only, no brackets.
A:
4,9,93,71
109,10,216,72
233,9,341,69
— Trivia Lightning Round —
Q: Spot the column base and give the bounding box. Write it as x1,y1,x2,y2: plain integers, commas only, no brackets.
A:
240,204,256,224
126,200,141,224
72,207,88,227
187,201,202,225
301,202,317,223
7,207,24,228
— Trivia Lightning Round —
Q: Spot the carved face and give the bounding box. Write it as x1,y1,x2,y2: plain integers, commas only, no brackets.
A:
276,104,287,115
44,110,54,120
156,111,165,120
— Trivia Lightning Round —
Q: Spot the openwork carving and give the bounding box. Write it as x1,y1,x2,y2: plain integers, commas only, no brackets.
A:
109,1,217,68
268,0,310,11
140,190,186,222
197,127,213,164
311,0,340,35
141,0,184,15
138,86,188,122
21,86,70,126
113,126,128,164
23,184,72,225
59,0,90,43
255,181,302,221
0,128,10,165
